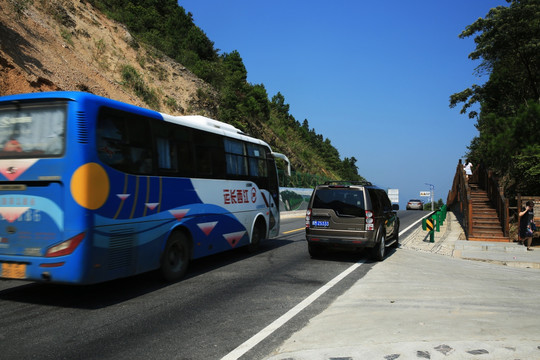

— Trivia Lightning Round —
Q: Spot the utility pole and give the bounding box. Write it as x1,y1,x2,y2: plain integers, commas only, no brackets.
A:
425,183,435,211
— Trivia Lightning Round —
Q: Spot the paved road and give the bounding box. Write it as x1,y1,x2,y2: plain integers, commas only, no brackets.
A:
0,211,431,360
0,215,380,360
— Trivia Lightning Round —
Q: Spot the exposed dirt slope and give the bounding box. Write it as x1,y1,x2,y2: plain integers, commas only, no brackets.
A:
0,0,218,116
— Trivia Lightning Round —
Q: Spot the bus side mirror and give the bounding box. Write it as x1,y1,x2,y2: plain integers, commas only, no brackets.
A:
271,152,291,176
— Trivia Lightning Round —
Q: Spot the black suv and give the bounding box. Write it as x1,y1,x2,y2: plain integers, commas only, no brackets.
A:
305,181,400,260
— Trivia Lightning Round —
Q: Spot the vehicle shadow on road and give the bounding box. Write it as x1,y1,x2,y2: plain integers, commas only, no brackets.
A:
0,237,295,309
308,245,399,264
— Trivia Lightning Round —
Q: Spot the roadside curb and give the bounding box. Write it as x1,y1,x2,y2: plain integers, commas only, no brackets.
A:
280,210,306,220
399,211,458,257
400,210,540,270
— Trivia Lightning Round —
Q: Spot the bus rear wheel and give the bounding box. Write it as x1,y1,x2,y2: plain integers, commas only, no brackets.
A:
161,231,190,281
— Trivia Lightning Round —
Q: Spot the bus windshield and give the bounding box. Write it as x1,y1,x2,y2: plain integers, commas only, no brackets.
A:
0,103,65,158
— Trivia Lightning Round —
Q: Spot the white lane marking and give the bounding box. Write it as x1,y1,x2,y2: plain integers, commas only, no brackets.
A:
399,214,429,236
223,215,424,359
221,261,363,360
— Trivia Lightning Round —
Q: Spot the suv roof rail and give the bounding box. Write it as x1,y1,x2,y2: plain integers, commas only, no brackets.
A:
323,180,373,186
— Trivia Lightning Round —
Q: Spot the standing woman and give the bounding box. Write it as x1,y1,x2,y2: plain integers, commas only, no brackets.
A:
519,201,536,251
464,159,473,180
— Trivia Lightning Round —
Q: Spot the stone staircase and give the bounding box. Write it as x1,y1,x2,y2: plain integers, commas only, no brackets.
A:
468,185,510,242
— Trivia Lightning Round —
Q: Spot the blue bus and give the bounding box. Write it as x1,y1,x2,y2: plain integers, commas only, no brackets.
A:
0,92,290,284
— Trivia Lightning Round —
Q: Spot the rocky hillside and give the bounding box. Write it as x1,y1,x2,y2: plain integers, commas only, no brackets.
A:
0,0,218,115
0,0,362,183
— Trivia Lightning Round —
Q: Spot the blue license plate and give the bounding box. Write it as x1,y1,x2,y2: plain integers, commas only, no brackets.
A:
312,220,329,227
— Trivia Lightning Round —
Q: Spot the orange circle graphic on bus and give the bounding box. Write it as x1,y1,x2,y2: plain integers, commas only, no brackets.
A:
70,163,110,210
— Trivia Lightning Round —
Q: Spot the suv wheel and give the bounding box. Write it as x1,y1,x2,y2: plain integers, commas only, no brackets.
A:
371,232,385,261
391,223,400,248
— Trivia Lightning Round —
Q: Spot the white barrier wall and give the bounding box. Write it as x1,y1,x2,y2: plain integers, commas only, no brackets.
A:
279,187,313,212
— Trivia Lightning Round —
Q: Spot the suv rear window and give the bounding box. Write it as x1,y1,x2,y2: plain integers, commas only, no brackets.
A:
368,188,393,212
312,188,365,217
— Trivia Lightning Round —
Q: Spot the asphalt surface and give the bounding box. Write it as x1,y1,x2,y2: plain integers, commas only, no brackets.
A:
0,214,374,360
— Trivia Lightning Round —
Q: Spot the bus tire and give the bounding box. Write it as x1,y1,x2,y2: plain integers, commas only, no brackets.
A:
161,231,190,281
247,219,265,253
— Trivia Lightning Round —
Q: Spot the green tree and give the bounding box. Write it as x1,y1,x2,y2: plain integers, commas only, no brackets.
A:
423,199,445,211
236,83,270,126
270,92,291,120
450,0,540,195
90,0,219,83
450,0,540,118
218,51,270,129
338,157,366,182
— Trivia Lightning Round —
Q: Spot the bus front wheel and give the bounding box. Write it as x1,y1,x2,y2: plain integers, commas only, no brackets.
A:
161,231,190,281
247,220,265,253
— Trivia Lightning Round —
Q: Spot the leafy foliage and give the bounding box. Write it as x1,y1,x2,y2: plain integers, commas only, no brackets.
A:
451,1,540,117
423,199,445,211
120,64,160,109
89,0,365,186
450,0,540,196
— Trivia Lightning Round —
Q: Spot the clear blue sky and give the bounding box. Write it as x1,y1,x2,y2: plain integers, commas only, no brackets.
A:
179,0,508,208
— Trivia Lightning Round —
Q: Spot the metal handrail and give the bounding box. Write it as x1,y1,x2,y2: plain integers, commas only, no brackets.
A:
447,160,509,239
447,159,472,238
476,163,509,237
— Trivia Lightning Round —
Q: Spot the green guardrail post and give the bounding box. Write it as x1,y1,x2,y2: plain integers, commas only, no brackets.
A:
438,205,447,225
425,217,435,242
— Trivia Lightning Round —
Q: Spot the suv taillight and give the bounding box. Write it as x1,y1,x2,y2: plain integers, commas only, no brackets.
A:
306,209,311,228
365,210,374,231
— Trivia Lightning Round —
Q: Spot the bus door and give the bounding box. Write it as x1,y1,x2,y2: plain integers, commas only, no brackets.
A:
266,156,280,238
266,151,289,238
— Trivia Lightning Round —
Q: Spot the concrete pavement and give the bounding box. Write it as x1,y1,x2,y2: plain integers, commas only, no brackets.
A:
266,211,540,359
400,210,540,269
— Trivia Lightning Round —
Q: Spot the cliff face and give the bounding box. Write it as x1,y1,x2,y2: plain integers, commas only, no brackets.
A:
0,0,218,116
0,1,347,181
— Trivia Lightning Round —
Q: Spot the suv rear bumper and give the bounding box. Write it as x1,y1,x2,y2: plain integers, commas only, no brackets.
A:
306,233,377,249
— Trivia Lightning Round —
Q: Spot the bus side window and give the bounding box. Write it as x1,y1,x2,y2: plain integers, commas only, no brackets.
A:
247,143,267,178
154,121,193,177
97,116,128,169
224,138,247,176
156,138,176,171
194,130,225,178
126,116,153,175
172,124,194,177
97,108,153,175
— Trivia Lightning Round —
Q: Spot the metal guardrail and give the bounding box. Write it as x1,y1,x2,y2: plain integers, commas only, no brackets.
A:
422,205,447,242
